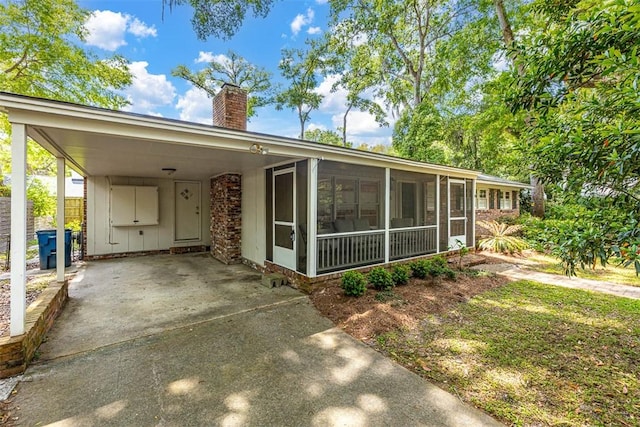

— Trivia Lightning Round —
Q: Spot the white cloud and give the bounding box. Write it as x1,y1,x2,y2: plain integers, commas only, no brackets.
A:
176,86,212,124
85,10,128,51
85,10,156,51
194,51,230,66
291,8,314,36
122,61,176,114
128,17,157,38
331,110,384,136
307,26,322,35
307,123,327,132
315,74,348,113
316,0,329,4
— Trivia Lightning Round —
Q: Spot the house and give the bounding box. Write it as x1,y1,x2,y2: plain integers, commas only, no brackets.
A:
475,174,532,236
0,86,528,337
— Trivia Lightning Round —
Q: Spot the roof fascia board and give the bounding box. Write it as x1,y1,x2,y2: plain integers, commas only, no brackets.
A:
0,93,478,179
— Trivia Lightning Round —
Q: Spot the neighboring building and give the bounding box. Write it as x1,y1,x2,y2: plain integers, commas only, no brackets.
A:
1,87,528,287
475,173,531,237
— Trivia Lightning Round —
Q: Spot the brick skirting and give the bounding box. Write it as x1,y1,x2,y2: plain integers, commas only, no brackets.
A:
0,280,69,379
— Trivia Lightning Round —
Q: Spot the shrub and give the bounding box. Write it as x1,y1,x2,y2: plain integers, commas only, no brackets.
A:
477,220,529,254
426,256,457,279
391,264,410,286
410,260,429,279
368,267,394,291
341,271,367,297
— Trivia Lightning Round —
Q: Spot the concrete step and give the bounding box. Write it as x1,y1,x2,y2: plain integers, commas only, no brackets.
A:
261,273,287,288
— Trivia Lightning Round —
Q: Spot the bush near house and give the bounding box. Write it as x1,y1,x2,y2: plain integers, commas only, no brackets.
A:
477,220,529,254
340,271,367,297
368,267,394,291
391,264,410,286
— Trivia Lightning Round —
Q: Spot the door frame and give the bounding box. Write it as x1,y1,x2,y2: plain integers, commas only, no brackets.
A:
448,178,467,249
272,167,296,271
174,180,202,242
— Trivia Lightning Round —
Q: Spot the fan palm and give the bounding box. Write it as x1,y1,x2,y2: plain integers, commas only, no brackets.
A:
477,220,529,254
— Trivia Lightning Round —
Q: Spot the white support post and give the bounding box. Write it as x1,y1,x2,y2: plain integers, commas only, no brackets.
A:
384,168,390,264
10,123,27,337
471,178,476,249
56,157,66,282
436,174,440,254
307,159,318,277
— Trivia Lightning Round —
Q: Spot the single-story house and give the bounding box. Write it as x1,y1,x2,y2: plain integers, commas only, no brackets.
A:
475,173,532,236
0,85,528,337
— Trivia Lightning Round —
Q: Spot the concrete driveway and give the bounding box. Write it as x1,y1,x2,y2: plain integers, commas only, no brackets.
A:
12,254,502,426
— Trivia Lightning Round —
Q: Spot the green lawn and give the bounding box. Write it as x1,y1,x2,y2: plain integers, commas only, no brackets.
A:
377,280,640,426
523,253,639,286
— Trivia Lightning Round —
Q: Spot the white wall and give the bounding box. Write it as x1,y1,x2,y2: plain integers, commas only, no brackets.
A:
87,176,211,256
241,168,266,266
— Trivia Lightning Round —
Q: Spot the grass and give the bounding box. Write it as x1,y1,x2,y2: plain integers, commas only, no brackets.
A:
376,280,640,426
524,253,639,286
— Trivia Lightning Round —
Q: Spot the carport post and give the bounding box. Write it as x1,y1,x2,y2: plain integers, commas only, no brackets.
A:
10,122,27,337
56,157,65,283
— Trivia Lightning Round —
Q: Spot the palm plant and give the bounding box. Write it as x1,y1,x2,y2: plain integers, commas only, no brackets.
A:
477,220,529,254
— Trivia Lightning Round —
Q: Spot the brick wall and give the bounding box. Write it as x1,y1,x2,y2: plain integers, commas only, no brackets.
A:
0,280,68,378
213,84,247,131
210,174,242,264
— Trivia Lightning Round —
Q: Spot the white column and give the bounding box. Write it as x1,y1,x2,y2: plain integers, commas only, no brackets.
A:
471,179,476,249
436,175,440,254
10,123,27,337
384,168,390,264
56,157,66,282
307,159,318,277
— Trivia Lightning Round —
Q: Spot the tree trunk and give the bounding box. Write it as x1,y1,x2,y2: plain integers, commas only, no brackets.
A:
342,104,352,147
494,0,545,217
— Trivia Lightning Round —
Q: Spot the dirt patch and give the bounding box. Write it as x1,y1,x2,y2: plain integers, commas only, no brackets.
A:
310,269,509,344
0,274,53,337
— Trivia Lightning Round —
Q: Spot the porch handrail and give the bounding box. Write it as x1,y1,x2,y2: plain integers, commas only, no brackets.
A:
316,229,385,273
389,225,437,260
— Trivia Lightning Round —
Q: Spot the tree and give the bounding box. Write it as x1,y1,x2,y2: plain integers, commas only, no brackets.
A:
275,47,323,139
305,129,351,147
172,50,272,119
509,0,640,274
0,0,132,175
163,0,275,40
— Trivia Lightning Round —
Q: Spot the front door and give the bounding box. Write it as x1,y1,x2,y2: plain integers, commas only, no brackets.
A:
273,168,296,270
448,179,467,249
175,181,201,241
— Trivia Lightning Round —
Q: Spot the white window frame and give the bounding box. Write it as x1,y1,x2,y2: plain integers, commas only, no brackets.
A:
476,189,488,210
500,190,511,210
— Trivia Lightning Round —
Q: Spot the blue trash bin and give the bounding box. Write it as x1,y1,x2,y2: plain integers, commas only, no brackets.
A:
36,229,72,269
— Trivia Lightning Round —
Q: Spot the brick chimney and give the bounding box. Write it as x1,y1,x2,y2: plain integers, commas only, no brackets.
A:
212,83,247,131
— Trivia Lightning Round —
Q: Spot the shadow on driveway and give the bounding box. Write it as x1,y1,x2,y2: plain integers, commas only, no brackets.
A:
14,254,502,426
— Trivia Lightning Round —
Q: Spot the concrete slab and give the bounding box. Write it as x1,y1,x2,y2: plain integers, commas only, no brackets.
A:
12,254,502,426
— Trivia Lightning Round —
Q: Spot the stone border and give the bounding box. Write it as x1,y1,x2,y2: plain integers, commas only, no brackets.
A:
0,280,68,379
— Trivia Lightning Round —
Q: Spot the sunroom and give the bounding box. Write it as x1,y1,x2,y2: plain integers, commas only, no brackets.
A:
265,158,475,279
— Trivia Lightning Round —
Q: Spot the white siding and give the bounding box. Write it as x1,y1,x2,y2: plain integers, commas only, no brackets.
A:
241,168,266,265
87,176,211,256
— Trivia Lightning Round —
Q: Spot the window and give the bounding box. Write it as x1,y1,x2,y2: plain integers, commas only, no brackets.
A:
359,180,380,228
476,189,488,210
500,190,511,209
335,178,357,220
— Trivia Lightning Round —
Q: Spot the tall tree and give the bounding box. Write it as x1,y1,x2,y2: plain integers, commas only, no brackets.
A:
172,50,272,119
510,0,640,273
493,0,546,217
0,0,132,175
275,47,323,139
163,0,275,40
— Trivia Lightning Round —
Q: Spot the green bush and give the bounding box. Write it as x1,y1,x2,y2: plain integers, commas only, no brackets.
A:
391,264,410,286
341,271,367,297
426,256,457,279
410,260,429,279
477,220,529,254
368,267,394,291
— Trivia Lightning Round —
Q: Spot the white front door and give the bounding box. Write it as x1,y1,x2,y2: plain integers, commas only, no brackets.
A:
448,179,467,249
175,181,201,241
273,168,296,270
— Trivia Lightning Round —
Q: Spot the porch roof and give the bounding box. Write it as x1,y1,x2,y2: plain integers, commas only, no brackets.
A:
477,173,532,190
0,92,479,180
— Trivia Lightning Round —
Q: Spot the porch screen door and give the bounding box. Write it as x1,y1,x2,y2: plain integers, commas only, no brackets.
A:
448,179,467,249
273,168,296,270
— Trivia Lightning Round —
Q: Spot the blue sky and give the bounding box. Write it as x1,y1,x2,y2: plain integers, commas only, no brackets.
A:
77,0,393,146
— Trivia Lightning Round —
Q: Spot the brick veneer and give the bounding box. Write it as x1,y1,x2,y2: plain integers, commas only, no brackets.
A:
213,84,247,131
211,174,242,264
82,177,87,259
0,280,68,378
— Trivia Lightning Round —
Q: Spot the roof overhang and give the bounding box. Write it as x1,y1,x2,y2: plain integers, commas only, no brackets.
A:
0,93,479,180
